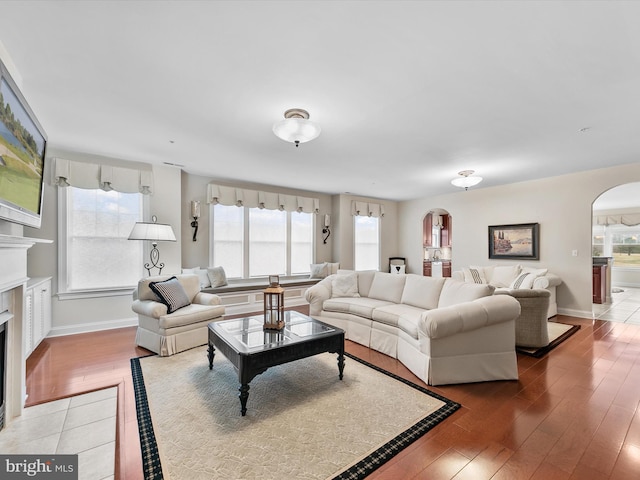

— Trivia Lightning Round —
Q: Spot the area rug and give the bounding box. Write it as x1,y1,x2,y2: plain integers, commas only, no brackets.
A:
516,321,581,358
131,348,460,480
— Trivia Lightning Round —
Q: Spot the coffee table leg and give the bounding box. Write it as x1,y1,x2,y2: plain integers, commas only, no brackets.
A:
208,342,215,370
337,352,344,380
239,383,250,416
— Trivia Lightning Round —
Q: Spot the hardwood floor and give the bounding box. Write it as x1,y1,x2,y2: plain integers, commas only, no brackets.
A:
25,313,640,479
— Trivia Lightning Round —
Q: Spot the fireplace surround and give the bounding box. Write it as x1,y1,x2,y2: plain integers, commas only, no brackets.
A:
0,234,51,426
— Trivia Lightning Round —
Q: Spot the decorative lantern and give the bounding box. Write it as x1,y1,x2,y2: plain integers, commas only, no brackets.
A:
264,276,285,330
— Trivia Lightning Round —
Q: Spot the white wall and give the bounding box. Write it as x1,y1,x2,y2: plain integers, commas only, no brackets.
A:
399,163,640,318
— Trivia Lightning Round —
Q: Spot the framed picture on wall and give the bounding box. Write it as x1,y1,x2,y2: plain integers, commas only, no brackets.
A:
488,223,539,260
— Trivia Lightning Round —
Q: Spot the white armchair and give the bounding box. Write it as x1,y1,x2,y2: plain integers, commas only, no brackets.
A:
132,274,225,356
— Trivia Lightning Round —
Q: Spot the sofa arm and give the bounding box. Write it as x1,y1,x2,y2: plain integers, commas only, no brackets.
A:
533,273,562,289
304,276,333,316
419,295,520,339
131,299,168,318
193,292,222,306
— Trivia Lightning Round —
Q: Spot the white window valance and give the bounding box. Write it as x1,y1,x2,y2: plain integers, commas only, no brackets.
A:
593,213,640,226
351,200,385,218
207,183,319,213
52,157,154,194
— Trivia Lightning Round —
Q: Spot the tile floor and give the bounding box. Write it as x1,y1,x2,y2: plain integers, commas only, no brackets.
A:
0,387,116,480
592,286,640,324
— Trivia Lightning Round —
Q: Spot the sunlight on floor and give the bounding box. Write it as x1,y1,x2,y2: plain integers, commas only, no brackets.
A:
593,286,640,324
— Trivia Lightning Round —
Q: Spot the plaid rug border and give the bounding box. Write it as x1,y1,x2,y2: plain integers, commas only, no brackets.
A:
131,355,164,480
131,351,460,480
332,352,460,480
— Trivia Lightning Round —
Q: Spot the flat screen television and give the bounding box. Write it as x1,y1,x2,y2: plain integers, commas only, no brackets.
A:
0,57,47,229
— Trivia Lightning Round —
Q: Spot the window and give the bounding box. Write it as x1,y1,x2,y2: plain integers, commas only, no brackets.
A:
59,187,143,295
249,208,286,277
354,215,380,270
593,223,640,268
211,204,244,278
211,205,314,278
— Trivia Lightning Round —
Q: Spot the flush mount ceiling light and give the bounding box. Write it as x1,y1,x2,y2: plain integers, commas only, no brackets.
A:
272,108,321,147
451,170,483,190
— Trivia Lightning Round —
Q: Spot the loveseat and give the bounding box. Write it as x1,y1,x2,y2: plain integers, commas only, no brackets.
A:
453,265,561,318
305,270,521,386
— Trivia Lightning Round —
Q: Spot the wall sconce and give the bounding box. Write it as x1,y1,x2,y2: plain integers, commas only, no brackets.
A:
190,201,200,241
322,214,331,244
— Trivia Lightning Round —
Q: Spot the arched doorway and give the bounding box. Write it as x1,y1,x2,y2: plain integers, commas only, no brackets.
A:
592,183,640,321
422,208,452,277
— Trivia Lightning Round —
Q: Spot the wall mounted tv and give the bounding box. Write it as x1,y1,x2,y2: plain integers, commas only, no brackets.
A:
0,57,47,229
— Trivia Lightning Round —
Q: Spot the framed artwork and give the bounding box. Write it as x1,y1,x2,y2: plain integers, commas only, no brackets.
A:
488,223,539,260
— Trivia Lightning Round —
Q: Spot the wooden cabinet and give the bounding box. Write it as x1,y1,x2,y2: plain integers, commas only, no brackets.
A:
593,265,606,304
442,261,452,278
25,277,52,358
423,261,431,276
423,214,433,246
423,261,451,277
441,215,452,247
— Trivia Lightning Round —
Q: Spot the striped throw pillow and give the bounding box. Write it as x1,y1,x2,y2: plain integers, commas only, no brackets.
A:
149,276,191,313
510,272,535,289
462,267,487,284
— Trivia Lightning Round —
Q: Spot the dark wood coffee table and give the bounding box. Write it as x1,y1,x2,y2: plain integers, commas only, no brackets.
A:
207,311,345,416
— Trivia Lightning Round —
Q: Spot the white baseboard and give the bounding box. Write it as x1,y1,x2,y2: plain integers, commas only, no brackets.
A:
48,317,138,337
557,307,593,320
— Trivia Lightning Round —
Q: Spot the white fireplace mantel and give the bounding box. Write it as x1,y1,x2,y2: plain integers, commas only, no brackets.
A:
0,233,52,424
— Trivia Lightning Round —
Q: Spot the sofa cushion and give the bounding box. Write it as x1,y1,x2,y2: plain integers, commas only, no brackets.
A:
438,279,495,308
207,266,228,287
323,297,393,319
372,303,425,329
400,275,445,310
149,276,191,314
489,265,521,287
157,303,225,329
331,272,360,297
182,267,211,288
310,262,329,279
368,272,407,303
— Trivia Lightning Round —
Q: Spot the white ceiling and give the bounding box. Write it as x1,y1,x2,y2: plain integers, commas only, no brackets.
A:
1,1,639,201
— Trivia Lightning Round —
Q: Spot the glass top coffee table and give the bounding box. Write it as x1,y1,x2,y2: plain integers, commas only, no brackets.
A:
207,311,345,416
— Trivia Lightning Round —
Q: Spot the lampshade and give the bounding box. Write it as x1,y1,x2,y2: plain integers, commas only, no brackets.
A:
272,108,321,147
128,217,176,242
451,170,483,190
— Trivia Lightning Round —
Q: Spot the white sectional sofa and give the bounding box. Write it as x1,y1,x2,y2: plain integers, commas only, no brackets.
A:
305,270,521,386
452,265,562,319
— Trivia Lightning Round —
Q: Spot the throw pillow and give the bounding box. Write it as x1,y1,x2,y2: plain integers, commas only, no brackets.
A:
462,267,486,284
207,266,228,287
522,267,548,277
182,267,211,288
331,272,360,298
327,262,340,275
490,265,522,288
149,276,191,314
510,272,536,289
390,264,406,274
310,262,329,279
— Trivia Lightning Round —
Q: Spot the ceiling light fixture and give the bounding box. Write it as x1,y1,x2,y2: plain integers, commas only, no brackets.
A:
272,108,321,147
451,170,483,190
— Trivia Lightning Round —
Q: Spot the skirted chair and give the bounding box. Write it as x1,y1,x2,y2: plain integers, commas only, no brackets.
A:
496,289,551,348
132,274,225,356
